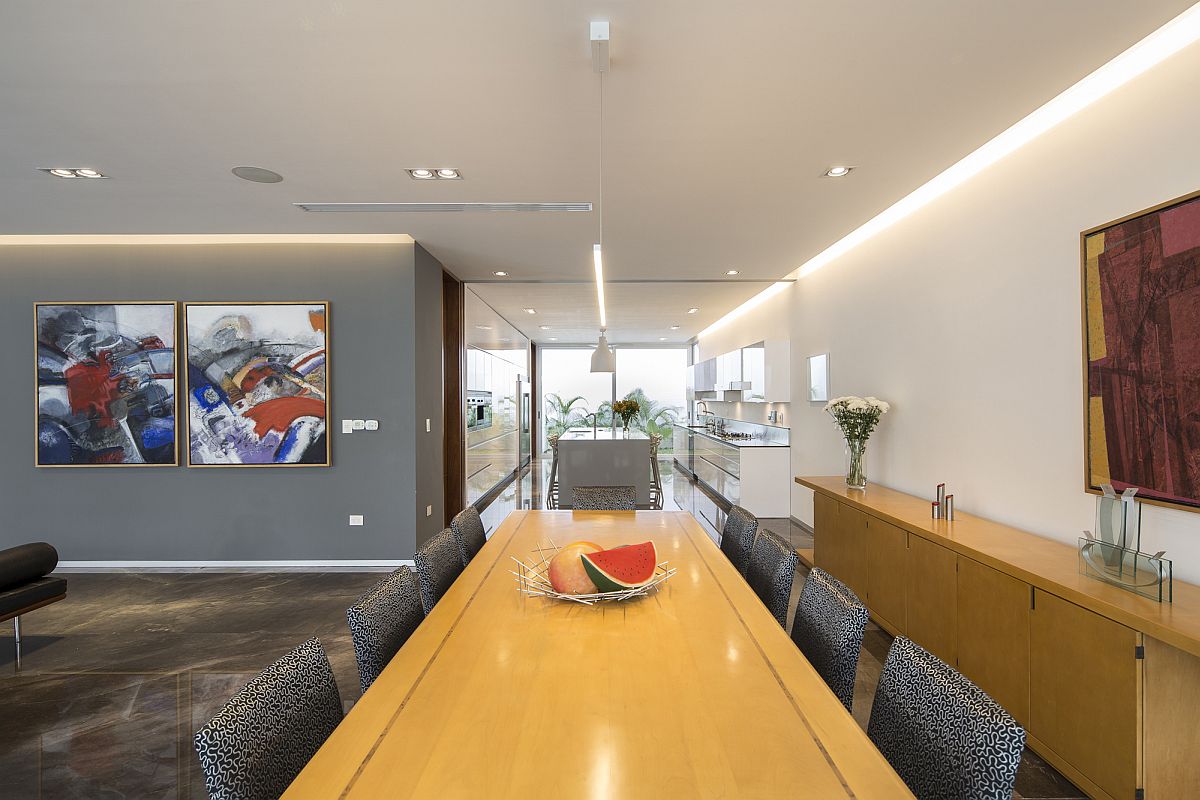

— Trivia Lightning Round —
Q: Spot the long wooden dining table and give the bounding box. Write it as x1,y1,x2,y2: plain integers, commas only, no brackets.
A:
283,510,912,798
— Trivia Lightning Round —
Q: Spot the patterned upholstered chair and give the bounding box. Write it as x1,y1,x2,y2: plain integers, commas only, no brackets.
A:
414,527,464,616
745,527,798,627
868,636,1026,800
194,638,343,800
720,505,759,576
346,568,424,694
572,485,637,510
790,567,869,710
449,506,487,567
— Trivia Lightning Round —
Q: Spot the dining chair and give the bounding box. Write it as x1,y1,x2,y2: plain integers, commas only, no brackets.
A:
868,636,1026,800
346,568,424,694
745,526,798,627
720,505,759,576
414,527,464,615
790,567,869,710
572,485,637,510
194,638,344,800
449,506,487,567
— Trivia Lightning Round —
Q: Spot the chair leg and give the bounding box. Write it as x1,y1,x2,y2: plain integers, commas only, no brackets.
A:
13,616,21,669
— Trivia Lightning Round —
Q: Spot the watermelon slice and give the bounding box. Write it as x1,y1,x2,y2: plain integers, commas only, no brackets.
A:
580,541,658,592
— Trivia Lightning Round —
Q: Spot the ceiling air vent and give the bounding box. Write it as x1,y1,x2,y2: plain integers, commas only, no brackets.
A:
294,202,592,213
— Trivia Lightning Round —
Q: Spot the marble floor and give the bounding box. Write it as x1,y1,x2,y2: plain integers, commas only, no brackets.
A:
0,463,1084,799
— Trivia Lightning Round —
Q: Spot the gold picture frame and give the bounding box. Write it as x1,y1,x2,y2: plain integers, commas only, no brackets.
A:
183,301,331,468
35,300,180,467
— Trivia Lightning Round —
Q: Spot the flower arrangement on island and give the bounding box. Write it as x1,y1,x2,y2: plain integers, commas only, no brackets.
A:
611,398,640,435
824,396,890,488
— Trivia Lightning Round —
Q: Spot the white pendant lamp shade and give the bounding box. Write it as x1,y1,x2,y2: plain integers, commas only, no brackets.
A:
590,329,615,372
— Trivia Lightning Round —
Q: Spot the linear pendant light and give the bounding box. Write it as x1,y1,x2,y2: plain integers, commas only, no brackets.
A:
698,3,1200,340
590,21,615,373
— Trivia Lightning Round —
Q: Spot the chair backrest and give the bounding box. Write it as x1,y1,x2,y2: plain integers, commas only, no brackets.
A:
346,568,424,694
868,636,1026,800
790,567,869,710
572,485,637,510
720,505,759,575
414,527,464,615
194,638,343,800
745,527,798,627
449,506,487,566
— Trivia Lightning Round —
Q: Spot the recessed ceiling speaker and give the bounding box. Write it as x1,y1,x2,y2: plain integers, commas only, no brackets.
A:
232,166,283,183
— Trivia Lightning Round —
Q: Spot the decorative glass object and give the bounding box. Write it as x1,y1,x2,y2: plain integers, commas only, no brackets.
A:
845,438,867,489
1078,536,1173,603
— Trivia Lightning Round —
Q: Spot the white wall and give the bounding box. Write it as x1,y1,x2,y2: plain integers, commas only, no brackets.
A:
787,42,1200,583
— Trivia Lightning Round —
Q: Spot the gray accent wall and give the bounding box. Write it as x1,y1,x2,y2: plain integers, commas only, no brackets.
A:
4,241,443,562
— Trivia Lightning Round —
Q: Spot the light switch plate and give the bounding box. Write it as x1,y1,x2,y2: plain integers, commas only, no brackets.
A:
425,418,431,433
365,420,379,431
342,420,354,434
425,505,432,517
349,515,364,526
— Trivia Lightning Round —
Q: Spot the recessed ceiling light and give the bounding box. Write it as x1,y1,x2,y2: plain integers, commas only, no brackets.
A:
409,169,436,179
670,325,680,330
687,307,700,314
408,168,462,180
232,166,283,183
493,271,508,277
524,308,536,315
43,168,108,179
475,324,492,330
824,166,853,178
659,337,668,341
549,337,558,341
539,325,551,330
725,269,740,276
436,168,461,179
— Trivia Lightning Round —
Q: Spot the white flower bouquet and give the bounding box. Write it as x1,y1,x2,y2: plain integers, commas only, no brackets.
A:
824,396,890,488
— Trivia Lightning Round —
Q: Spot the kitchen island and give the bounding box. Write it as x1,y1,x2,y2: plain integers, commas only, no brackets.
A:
556,428,653,508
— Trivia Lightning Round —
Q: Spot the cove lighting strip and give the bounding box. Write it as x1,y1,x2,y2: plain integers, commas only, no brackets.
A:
594,243,608,327
699,2,1200,339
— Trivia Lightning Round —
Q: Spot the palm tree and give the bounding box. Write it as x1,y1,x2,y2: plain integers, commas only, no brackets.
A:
544,393,589,444
620,388,680,451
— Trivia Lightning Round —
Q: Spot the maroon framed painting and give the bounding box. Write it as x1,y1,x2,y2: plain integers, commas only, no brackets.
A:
1083,189,1200,510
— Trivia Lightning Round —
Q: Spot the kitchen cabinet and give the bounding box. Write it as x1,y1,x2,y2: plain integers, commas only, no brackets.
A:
694,358,716,392
764,339,790,402
742,344,766,401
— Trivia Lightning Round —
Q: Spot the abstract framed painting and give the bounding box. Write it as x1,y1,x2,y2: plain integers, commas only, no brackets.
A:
1082,189,1200,511
36,301,178,467
184,302,330,467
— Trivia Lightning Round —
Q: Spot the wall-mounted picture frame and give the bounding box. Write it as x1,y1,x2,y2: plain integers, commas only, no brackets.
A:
808,353,830,402
1082,189,1200,511
184,301,330,467
36,301,179,467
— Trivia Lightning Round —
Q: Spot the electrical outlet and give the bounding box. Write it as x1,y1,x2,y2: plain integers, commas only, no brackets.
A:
365,419,379,431
349,515,364,526
425,505,432,517
352,419,366,431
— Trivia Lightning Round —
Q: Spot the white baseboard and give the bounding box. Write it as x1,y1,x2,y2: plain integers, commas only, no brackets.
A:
56,560,414,573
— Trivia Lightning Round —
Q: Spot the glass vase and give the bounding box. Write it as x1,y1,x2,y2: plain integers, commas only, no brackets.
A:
622,420,632,439
845,438,867,489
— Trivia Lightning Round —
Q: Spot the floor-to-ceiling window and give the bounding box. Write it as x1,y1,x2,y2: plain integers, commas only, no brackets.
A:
539,345,687,453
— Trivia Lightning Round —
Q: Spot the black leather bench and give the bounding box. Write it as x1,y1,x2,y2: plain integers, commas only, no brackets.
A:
0,542,67,666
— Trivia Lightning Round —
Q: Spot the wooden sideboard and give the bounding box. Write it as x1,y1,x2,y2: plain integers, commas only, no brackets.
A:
796,476,1200,800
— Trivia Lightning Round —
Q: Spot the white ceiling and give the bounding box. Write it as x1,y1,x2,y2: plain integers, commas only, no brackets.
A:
1,1,1193,335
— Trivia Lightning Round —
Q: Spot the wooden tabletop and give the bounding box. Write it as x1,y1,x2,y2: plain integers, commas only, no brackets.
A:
796,476,1200,658
284,510,911,799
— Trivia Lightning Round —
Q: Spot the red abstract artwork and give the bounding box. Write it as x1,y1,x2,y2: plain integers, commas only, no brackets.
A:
1084,191,1200,508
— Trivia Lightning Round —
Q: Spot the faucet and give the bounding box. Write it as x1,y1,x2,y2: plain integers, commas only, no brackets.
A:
696,400,709,423
582,412,598,438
